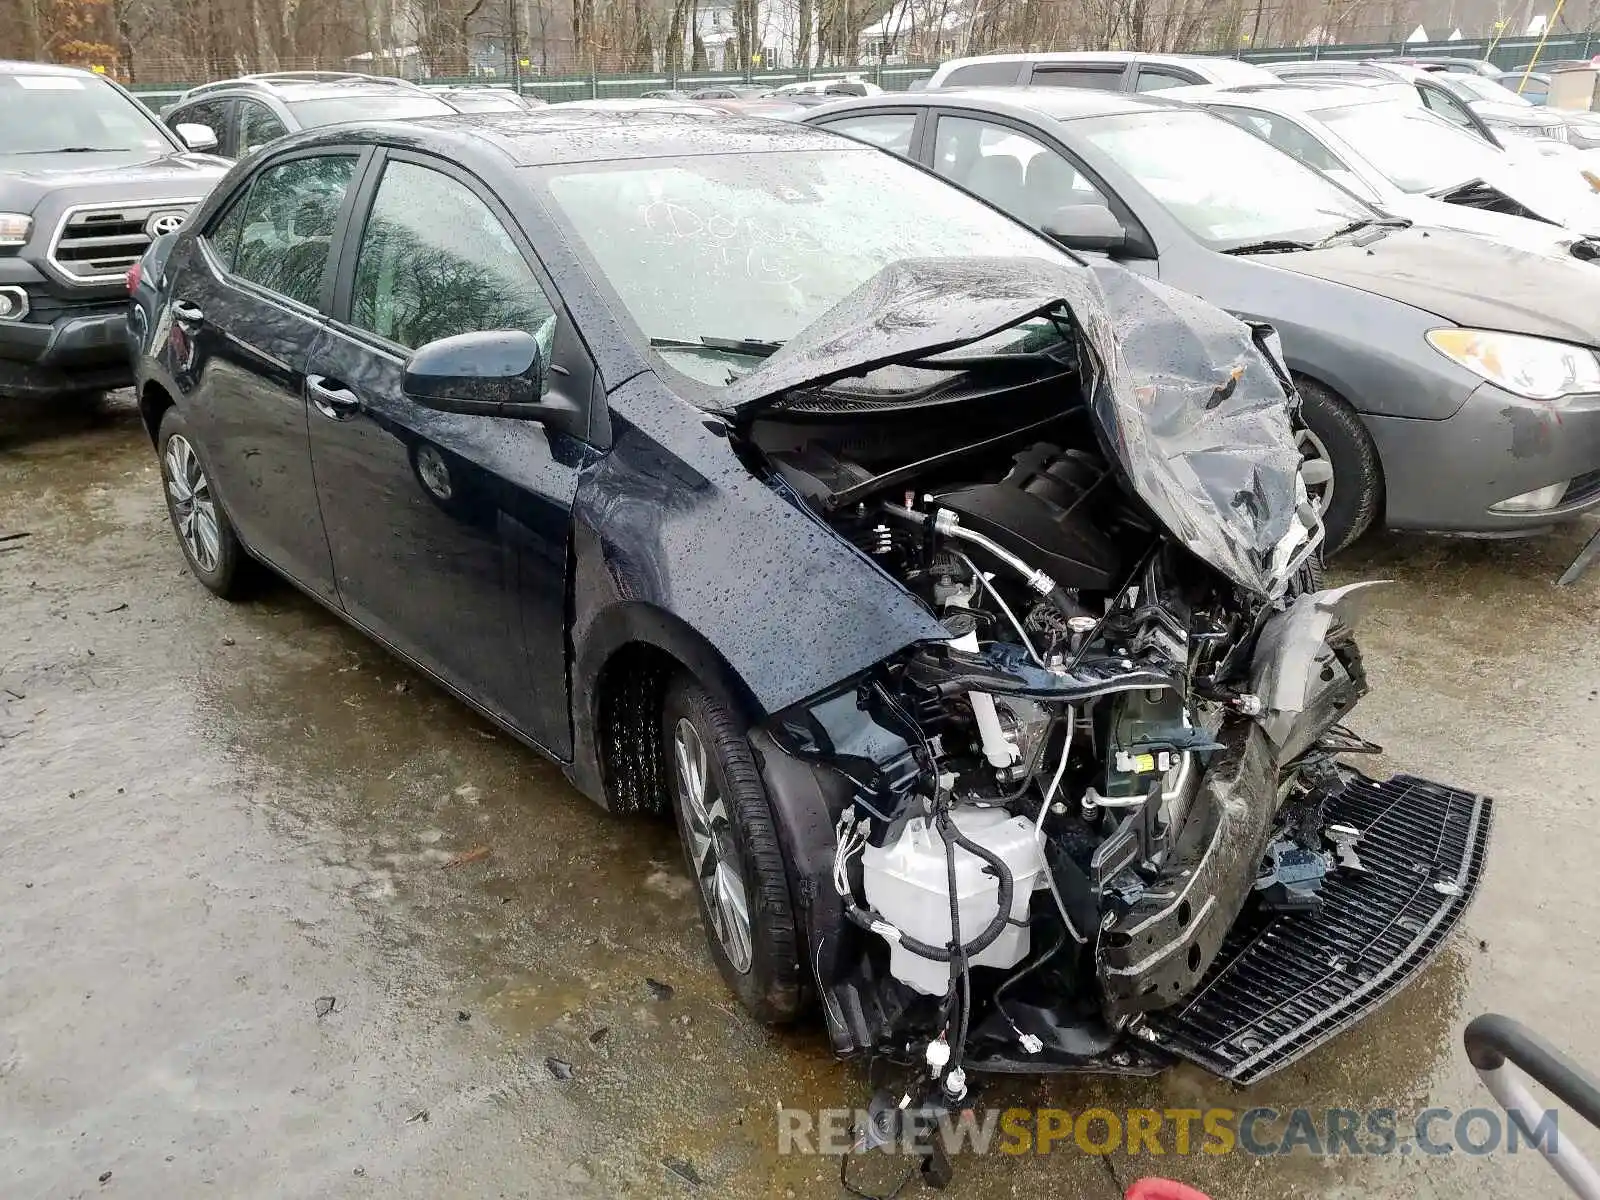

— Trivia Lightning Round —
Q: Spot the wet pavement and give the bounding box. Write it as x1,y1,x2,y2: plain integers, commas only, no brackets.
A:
2,392,1598,1200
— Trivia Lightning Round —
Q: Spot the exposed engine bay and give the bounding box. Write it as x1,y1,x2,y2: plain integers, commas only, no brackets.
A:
718,260,1489,1112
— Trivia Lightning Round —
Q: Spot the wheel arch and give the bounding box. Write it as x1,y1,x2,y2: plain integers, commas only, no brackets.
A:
138,378,177,446
1290,369,1388,549
568,602,765,816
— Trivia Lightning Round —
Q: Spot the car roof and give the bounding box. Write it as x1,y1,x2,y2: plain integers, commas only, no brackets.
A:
811,85,1177,123
1171,81,1408,114
284,106,866,166
1265,58,1425,81
179,71,432,103
0,59,98,77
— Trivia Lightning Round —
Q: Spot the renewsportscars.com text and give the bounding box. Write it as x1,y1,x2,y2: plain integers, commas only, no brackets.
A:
777,1105,1559,1158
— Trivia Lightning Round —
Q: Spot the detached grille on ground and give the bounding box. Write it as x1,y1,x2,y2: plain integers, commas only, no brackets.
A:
1144,772,1493,1084
50,202,194,283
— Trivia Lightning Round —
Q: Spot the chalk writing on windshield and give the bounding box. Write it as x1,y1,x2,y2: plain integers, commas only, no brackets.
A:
640,198,828,287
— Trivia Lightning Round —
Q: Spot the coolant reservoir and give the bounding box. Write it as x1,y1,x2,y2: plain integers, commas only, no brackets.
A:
860,808,1045,997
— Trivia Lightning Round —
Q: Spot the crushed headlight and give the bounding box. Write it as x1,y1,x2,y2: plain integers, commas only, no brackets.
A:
1426,328,1600,399
0,213,32,247
1490,481,1570,513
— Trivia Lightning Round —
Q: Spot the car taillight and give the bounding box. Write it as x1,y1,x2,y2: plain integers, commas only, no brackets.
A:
126,262,142,295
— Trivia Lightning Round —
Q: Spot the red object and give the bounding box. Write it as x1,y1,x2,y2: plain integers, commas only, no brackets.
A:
1125,1180,1214,1200
125,262,141,294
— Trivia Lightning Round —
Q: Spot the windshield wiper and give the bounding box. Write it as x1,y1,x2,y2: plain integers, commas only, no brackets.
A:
17,146,125,154
649,335,783,359
1219,238,1315,256
1315,216,1411,246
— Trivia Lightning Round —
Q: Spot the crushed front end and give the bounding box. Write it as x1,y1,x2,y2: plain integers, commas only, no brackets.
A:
732,258,1492,1091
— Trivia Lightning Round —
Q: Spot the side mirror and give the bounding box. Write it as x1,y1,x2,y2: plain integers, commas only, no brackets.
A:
1041,204,1128,254
403,329,584,436
176,123,219,152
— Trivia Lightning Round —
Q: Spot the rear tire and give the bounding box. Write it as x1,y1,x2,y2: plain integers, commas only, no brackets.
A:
157,408,253,600
662,673,805,1025
1294,376,1383,555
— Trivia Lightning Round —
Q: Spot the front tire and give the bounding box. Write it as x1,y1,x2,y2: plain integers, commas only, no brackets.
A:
662,674,805,1024
157,408,252,599
1294,376,1384,555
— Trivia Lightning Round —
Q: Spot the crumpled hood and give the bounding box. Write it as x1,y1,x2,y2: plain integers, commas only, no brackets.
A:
725,256,1309,597
0,150,227,213
1258,227,1600,346
721,258,1074,409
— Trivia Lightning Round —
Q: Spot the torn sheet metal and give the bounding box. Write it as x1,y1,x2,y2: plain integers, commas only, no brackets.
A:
721,256,1312,598
1250,582,1385,760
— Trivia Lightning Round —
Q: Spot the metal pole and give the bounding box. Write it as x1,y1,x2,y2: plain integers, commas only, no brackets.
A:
509,0,522,93
1520,0,1568,87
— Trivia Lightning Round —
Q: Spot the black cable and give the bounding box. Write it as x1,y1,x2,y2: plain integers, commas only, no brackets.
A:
993,922,1069,1045
840,1152,914,1200
939,808,969,1072
843,820,1014,962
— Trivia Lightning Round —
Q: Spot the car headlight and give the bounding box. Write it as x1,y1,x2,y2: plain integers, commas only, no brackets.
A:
0,213,32,247
1427,328,1600,399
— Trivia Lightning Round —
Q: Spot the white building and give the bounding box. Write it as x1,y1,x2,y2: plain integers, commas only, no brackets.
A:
689,0,817,69
857,0,969,63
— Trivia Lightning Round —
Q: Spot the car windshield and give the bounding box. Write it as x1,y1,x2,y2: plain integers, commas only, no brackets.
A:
1314,101,1504,192
1447,74,1532,106
287,93,455,126
1073,108,1371,250
445,92,522,112
0,72,175,156
541,147,1073,389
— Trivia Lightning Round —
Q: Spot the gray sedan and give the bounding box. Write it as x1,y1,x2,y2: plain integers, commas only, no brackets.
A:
803,88,1600,550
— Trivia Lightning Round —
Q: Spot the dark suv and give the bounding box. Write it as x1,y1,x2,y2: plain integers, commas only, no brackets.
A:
162,72,456,161
0,60,226,401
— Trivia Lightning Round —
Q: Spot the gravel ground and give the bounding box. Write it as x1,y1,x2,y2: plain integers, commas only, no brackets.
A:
2,392,1598,1199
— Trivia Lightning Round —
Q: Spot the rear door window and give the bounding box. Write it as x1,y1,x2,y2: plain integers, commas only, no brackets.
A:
1135,66,1200,92
231,154,357,308
237,100,289,157
1027,65,1126,90
815,113,918,157
943,62,1025,86
1419,83,1477,129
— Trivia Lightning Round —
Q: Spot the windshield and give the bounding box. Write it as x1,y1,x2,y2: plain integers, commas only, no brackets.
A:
1074,108,1371,249
444,91,522,112
0,72,175,156
288,93,455,126
541,147,1073,388
1447,74,1532,106
1314,101,1504,192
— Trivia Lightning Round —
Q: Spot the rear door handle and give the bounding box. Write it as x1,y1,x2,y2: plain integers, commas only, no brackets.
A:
307,374,361,420
171,300,204,324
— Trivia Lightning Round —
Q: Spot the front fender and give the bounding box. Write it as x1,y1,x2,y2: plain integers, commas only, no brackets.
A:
565,373,947,799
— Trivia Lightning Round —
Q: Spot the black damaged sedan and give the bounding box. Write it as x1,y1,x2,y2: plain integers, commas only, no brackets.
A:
129,110,1491,1095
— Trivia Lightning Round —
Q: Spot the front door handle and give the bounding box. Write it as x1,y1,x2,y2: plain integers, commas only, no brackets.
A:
307,374,361,420
171,300,204,325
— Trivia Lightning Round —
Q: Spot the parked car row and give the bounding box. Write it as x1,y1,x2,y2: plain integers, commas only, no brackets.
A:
9,52,1600,561
807,59,1600,551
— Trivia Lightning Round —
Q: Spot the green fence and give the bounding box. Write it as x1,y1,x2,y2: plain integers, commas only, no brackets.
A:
128,31,1600,111
1237,30,1600,71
